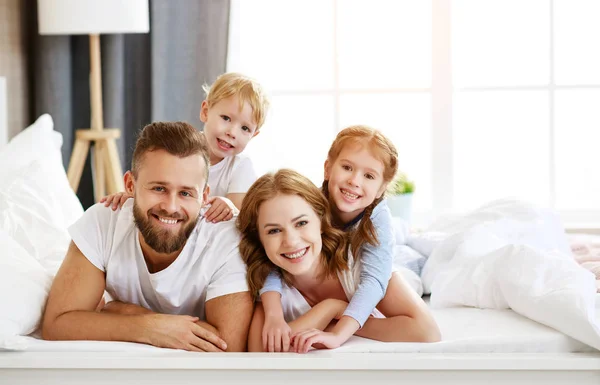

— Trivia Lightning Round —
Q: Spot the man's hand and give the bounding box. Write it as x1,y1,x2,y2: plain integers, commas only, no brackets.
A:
144,314,228,352
204,196,238,223
263,313,292,352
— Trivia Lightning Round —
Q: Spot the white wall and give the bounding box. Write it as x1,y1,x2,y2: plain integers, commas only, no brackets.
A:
0,77,7,147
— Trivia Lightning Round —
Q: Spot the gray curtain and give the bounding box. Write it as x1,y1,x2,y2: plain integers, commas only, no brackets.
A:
29,0,230,209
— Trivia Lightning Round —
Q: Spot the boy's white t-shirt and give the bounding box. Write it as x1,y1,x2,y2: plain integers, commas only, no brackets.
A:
208,154,257,197
68,200,248,320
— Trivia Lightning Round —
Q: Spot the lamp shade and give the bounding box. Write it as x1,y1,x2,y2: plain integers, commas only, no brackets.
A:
38,0,149,35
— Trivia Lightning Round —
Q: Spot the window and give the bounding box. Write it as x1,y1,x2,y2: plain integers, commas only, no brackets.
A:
228,0,600,227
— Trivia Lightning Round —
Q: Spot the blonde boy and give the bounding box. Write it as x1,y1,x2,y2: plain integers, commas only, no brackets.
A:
101,72,269,223
200,72,269,223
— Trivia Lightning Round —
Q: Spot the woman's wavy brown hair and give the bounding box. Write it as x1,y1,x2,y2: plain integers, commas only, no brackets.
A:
236,169,349,300
323,125,399,260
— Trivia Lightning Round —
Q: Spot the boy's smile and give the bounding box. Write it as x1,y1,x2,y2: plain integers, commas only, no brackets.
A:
200,95,258,165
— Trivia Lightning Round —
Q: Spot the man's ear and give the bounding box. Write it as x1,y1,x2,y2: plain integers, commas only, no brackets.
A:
202,184,210,206
199,100,209,123
252,129,260,138
124,171,135,195
323,159,331,180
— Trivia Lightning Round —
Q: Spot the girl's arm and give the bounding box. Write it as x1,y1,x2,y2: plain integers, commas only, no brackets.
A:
333,202,396,342
355,272,441,343
259,272,288,352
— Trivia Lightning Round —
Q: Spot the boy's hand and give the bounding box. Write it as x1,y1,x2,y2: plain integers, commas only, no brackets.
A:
100,191,132,210
204,196,238,223
263,313,292,352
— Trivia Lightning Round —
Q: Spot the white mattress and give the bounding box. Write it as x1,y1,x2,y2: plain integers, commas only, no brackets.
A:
3,298,599,354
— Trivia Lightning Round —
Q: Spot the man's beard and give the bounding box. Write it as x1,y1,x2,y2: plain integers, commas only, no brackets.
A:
133,202,198,254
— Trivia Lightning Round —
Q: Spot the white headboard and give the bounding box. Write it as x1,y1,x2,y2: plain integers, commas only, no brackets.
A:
0,77,7,147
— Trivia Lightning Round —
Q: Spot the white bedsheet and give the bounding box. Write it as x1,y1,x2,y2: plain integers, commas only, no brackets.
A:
2,298,598,354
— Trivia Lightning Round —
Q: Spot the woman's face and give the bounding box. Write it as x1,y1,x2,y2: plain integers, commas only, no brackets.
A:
257,194,323,278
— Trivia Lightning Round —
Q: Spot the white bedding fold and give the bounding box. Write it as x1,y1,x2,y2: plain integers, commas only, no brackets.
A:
420,199,600,350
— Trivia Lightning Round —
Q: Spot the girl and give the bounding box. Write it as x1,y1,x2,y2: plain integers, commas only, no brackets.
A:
237,169,440,353
258,126,404,352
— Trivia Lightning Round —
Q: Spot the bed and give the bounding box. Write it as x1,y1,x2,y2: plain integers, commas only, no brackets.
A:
1,115,600,384
2,299,600,384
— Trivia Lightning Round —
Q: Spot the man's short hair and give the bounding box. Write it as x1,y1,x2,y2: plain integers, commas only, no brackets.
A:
131,121,210,186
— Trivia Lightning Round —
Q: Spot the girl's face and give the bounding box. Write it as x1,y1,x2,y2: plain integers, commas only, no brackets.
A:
257,194,323,278
324,142,387,224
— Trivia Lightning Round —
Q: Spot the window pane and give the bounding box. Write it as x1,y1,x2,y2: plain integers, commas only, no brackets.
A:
339,93,432,210
337,0,431,89
554,90,600,209
453,91,550,209
554,0,600,85
452,0,550,87
228,0,334,91
244,95,335,185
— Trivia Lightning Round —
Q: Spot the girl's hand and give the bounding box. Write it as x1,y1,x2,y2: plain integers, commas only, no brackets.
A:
204,196,238,223
263,313,292,352
99,191,132,210
290,329,344,354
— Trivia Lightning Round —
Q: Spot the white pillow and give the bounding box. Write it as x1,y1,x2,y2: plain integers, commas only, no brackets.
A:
0,160,73,273
0,114,83,229
0,230,53,338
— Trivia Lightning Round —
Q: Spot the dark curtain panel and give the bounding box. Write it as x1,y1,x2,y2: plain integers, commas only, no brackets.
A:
28,0,230,209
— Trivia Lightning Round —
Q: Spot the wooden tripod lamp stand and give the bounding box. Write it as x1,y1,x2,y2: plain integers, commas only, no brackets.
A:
37,0,149,200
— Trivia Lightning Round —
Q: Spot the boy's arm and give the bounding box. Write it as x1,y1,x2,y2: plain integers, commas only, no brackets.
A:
226,193,245,211
42,242,226,352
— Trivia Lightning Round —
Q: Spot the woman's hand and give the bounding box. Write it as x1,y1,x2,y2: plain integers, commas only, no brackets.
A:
100,191,132,210
290,329,345,353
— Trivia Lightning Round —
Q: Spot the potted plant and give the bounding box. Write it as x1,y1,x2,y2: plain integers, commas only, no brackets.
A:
386,172,415,221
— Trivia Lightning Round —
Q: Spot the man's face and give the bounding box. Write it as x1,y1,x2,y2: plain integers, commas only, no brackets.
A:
126,149,209,255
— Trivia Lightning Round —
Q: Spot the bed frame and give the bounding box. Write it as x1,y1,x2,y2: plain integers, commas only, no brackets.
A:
1,351,599,385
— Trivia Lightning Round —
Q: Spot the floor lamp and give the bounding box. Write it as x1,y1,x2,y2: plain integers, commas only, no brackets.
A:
37,0,149,200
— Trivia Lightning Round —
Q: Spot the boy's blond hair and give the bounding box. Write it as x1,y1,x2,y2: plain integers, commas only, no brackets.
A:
202,72,269,130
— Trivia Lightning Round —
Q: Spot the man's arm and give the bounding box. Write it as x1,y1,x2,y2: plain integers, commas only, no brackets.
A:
205,291,254,352
42,242,226,351
42,241,149,342
103,301,221,337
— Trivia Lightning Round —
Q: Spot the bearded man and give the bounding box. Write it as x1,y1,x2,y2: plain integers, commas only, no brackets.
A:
42,122,252,352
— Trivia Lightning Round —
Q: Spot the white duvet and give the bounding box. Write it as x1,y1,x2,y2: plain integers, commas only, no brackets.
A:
411,199,600,351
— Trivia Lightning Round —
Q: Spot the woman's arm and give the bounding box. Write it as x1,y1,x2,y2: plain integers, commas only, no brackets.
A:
355,272,441,343
248,300,347,352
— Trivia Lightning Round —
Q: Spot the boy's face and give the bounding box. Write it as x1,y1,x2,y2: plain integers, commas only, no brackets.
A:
200,95,259,165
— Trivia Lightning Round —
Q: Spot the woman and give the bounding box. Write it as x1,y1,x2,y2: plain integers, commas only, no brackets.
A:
237,169,440,353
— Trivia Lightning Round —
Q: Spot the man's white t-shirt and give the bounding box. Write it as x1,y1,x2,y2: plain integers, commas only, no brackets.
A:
68,200,248,320
208,154,257,197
